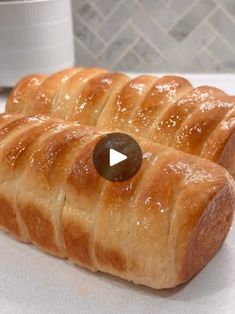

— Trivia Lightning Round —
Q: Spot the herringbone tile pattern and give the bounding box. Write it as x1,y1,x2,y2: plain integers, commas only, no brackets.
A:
72,0,235,72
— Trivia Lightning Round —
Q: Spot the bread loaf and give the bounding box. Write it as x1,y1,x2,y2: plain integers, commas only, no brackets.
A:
6,68,235,177
0,113,234,289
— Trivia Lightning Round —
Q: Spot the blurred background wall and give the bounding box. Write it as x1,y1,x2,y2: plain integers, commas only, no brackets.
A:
72,0,235,73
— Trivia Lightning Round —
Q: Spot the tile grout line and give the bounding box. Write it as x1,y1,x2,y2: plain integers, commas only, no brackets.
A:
87,0,105,18
217,1,235,23
206,18,235,53
97,20,136,58
134,1,176,45
166,16,217,60
94,0,126,30
110,33,140,69
167,0,201,33
73,11,107,45
131,22,169,59
181,32,217,72
74,37,99,65
204,47,225,71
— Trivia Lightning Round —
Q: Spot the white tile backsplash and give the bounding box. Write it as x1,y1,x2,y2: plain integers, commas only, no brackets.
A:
72,0,235,73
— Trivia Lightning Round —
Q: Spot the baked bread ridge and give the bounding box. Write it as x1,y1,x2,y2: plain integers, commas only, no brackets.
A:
6,68,235,177
0,113,234,289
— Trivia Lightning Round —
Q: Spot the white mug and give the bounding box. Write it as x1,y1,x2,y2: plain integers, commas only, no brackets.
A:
0,0,75,87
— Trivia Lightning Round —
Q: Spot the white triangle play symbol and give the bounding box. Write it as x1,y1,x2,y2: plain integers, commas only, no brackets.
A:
109,148,127,167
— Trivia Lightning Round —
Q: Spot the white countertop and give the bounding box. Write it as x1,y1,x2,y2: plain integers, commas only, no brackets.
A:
0,74,235,314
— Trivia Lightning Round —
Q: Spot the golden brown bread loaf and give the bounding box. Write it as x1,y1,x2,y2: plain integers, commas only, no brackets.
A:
6,67,235,178
0,113,234,289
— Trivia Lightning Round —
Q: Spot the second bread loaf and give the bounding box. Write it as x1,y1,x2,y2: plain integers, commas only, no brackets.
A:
6,67,235,178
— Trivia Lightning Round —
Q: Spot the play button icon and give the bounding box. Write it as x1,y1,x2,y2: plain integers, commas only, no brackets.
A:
109,148,127,166
93,132,142,182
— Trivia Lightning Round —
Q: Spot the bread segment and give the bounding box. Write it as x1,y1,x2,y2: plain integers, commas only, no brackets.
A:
0,113,234,289
68,71,129,125
97,75,156,131
0,116,58,241
201,107,235,169
6,75,46,114
51,67,108,120
93,139,163,280
173,95,235,155
17,124,98,256
129,76,192,138
149,86,226,145
63,135,106,269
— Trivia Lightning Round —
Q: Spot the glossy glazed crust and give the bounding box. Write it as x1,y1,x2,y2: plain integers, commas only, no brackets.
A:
0,113,234,289
6,68,235,177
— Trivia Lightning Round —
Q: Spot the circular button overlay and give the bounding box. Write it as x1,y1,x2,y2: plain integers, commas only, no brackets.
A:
93,132,142,182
